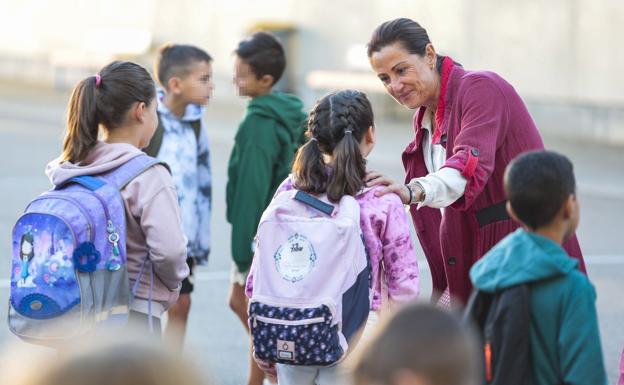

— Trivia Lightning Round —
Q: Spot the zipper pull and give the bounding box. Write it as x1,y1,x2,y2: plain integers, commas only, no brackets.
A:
107,220,120,256
484,341,493,382
106,220,122,271
253,316,257,328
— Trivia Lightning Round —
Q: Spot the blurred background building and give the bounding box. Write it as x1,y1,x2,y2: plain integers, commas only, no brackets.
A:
1,0,623,143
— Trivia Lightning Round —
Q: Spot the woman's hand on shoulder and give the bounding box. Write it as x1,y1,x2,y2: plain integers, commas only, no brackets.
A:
365,170,411,204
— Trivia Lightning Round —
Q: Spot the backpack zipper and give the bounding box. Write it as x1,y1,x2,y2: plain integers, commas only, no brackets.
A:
252,315,327,328
485,340,493,382
27,195,93,241
248,298,337,320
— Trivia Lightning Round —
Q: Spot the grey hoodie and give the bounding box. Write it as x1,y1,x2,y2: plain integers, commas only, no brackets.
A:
46,141,189,316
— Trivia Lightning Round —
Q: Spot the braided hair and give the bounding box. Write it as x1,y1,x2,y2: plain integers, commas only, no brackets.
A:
292,90,374,202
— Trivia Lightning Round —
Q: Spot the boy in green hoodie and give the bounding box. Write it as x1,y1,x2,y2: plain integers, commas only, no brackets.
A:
226,31,306,385
470,150,607,385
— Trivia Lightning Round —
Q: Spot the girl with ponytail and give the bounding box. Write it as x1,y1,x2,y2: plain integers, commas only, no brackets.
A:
246,90,420,383
46,61,189,333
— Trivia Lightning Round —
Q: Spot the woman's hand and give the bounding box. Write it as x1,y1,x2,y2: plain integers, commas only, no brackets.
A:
366,170,411,204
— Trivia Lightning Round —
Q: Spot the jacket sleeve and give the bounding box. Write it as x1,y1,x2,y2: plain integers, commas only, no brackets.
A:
559,279,608,385
229,122,279,273
442,76,509,210
194,122,212,263
380,195,420,306
140,174,190,291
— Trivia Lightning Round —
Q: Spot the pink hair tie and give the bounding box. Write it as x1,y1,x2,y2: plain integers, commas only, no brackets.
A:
94,74,102,88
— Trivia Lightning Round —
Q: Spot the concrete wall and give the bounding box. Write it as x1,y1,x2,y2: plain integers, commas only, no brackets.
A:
1,0,623,143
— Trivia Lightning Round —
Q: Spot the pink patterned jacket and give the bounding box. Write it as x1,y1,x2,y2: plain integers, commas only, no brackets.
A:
246,176,420,311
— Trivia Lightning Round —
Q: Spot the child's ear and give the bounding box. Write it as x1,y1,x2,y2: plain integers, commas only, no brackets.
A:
260,74,274,88
506,201,521,224
134,101,147,123
561,194,577,220
167,77,182,95
365,125,375,144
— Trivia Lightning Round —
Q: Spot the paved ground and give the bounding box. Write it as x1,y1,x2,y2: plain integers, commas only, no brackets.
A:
1,84,623,384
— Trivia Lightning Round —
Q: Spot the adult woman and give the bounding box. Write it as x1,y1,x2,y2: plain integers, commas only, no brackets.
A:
366,18,585,306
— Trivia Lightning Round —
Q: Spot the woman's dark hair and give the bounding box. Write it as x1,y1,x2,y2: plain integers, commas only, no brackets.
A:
505,150,576,230
292,90,373,202
367,18,431,57
235,31,286,85
61,61,156,163
155,44,213,87
353,304,479,385
20,232,35,261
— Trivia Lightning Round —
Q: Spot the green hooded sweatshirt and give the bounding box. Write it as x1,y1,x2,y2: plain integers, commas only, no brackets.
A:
226,92,306,273
470,229,607,385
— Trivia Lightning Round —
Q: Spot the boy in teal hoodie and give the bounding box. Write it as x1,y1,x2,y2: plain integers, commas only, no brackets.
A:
226,31,306,385
470,150,607,385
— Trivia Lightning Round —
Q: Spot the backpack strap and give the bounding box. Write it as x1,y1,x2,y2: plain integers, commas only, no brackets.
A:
190,119,201,143
294,191,335,216
142,112,165,157
62,175,107,191
142,112,202,157
98,154,170,191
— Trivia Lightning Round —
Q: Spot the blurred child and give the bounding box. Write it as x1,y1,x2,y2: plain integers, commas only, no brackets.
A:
147,44,213,348
469,150,607,384
353,303,479,385
46,61,189,334
29,338,206,385
226,31,306,385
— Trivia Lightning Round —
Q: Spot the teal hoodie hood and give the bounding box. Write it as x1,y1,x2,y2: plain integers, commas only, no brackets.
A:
470,228,579,292
247,92,306,145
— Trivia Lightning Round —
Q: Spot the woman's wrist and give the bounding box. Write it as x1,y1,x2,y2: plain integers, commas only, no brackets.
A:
406,180,426,205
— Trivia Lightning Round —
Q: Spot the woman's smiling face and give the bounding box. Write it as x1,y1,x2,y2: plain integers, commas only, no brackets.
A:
370,42,439,110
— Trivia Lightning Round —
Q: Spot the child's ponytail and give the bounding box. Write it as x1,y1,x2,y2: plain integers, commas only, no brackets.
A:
292,137,327,195
293,90,373,202
60,61,156,164
327,126,366,202
61,76,100,163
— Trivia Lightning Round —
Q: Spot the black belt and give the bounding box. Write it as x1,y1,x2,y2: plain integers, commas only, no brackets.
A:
476,201,510,227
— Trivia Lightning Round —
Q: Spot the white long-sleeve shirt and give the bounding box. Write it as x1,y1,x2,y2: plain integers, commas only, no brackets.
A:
414,110,467,209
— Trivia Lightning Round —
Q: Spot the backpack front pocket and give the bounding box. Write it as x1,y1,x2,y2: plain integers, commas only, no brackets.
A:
11,213,81,319
249,302,343,366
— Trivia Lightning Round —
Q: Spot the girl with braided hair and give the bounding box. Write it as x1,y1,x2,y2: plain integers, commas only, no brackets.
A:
246,89,419,384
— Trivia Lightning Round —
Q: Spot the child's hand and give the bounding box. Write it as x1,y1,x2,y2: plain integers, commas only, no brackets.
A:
253,356,277,377
365,170,411,204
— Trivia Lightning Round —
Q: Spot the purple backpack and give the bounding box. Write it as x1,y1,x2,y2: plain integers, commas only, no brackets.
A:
9,154,163,344
248,190,371,366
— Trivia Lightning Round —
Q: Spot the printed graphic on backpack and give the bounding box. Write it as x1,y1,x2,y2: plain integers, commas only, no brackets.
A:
12,216,79,319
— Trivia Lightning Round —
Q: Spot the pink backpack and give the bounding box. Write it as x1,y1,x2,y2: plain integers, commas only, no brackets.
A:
248,190,370,366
